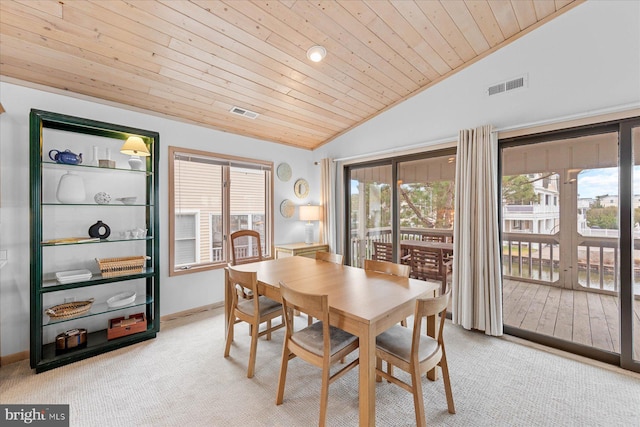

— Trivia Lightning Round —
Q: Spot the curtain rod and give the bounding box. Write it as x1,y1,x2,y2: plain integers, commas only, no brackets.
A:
333,103,639,163
333,136,455,163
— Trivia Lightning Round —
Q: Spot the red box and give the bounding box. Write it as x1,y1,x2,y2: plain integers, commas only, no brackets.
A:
107,313,146,340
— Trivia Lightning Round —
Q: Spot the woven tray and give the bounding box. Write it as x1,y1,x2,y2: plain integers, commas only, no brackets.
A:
46,298,95,320
96,256,148,278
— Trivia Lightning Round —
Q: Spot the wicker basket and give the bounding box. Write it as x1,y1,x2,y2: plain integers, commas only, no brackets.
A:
96,256,148,278
46,298,94,320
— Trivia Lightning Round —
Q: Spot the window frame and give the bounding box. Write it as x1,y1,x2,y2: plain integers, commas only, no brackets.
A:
169,146,273,276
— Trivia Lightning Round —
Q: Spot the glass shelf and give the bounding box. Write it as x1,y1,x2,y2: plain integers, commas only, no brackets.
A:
43,294,152,326
39,327,154,366
42,161,152,175
41,236,153,247
41,268,155,291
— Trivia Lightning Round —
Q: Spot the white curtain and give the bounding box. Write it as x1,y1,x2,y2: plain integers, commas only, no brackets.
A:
320,158,337,250
452,125,503,336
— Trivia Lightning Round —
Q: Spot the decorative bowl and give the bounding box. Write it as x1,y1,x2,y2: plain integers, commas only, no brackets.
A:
56,269,92,284
46,298,94,320
107,291,137,308
115,196,137,205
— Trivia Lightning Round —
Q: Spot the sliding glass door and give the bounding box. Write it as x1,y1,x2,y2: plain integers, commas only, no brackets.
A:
347,162,393,268
501,118,640,372
625,122,640,368
345,150,456,284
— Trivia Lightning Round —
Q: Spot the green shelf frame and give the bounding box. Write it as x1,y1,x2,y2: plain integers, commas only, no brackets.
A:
38,327,156,372
30,109,160,373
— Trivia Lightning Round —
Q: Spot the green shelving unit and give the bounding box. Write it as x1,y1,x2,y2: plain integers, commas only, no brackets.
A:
29,109,160,373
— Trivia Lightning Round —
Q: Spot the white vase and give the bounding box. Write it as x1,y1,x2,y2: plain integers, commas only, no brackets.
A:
90,146,99,167
56,171,86,203
128,155,144,170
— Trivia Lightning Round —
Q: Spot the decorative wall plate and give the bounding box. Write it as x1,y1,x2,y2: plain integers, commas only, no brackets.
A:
280,199,295,218
294,178,309,199
277,162,292,182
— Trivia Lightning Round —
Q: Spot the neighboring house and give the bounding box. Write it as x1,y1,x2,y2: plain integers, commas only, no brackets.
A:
577,197,595,232
174,160,266,266
598,195,640,209
502,173,560,235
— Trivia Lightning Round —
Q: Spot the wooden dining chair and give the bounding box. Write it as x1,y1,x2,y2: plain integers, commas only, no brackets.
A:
364,259,411,331
230,229,263,265
375,289,455,427
224,265,284,378
364,259,410,278
315,250,344,265
230,230,263,299
276,281,359,427
307,251,344,325
408,246,451,291
372,241,393,262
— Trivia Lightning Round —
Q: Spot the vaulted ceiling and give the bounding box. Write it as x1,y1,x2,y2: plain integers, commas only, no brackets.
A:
0,0,582,150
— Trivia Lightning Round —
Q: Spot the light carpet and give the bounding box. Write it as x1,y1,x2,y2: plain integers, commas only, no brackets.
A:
1,307,639,426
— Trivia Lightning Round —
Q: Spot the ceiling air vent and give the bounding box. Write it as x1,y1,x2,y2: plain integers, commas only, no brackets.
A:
488,74,528,97
229,106,259,119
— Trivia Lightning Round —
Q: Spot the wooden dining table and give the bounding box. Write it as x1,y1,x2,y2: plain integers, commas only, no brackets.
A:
224,256,440,427
400,239,454,254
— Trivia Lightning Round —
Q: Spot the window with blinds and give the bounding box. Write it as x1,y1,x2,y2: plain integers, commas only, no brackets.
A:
169,147,273,275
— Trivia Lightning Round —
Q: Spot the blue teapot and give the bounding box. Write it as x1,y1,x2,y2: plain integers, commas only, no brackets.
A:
49,149,83,165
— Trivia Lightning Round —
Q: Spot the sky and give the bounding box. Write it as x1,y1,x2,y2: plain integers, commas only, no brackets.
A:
350,167,640,199
577,167,640,199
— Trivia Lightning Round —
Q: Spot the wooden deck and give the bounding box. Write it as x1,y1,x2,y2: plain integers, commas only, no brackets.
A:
503,280,640,361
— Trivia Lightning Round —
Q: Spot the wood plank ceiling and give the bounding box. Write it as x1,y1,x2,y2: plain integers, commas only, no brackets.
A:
0,0,582,150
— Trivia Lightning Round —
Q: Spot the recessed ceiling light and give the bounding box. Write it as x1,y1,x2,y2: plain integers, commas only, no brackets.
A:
306,45,326,62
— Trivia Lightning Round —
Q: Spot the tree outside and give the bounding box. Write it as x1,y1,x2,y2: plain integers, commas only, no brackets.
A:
502,175,537,205
351,179,455,231
399,181,454,229
585,205,640,229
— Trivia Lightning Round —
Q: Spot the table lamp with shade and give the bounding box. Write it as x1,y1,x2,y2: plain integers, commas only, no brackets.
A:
120,136,150,170
299,204,321,245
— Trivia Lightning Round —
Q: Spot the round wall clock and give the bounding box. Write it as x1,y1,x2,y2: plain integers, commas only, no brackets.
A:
294,178,309,199
280,199,295,218
277,163,292,182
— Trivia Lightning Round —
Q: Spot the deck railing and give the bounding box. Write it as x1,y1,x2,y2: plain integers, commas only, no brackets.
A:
349,227,453,267
502,232,560,285
351,229,634,293
211,244,263,262
503,232,640,293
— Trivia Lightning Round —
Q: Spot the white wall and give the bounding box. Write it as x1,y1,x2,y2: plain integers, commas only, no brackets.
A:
313,0,640,162
0,82,316,357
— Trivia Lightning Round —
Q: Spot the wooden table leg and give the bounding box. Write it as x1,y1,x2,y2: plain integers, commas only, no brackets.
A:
358,325,376,426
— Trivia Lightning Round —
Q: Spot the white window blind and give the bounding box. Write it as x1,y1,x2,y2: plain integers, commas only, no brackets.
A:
169,146,272,275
